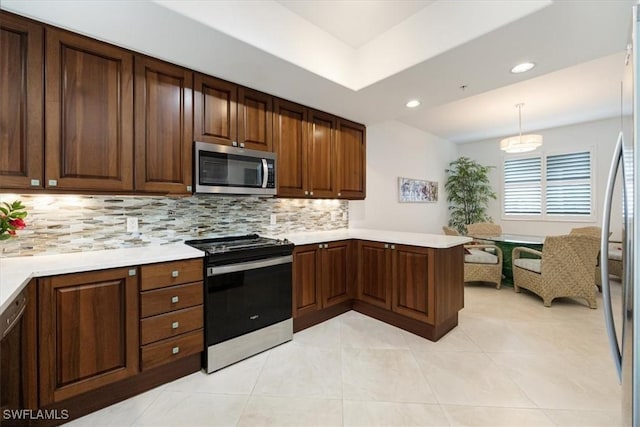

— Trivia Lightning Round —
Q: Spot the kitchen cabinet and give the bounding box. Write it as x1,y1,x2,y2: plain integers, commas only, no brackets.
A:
45,27,134,191
308,110,337,198
274,99,308,197
194,75,273,151
0,12,44,190
38,267,139,405
357,240,392,309
392,244,435,324
134,56,193,194
138,259,204,371
293,241,354,328
336,119,366,199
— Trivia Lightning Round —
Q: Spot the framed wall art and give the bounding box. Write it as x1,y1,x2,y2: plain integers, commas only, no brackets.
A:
398,177,438,203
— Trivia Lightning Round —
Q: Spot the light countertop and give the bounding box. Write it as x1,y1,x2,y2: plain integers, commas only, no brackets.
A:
1,228,470,314
0,244,204,315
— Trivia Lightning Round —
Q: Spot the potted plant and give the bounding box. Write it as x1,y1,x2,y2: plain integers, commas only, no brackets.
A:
445,157,496,234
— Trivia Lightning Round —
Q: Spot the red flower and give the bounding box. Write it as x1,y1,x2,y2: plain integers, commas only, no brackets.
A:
9,218,26,230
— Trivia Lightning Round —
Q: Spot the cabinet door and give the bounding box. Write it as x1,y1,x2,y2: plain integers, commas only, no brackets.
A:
358,241,391,309
308,110,336,198
39,268,139,405
193,73,237,146
45,29,133,191
292,245,322,317
336,119,366,199
135,56,193,194
274,99,308,197
238,87,273,151
0,13,43,190
392,245,435,323
321,240,353,307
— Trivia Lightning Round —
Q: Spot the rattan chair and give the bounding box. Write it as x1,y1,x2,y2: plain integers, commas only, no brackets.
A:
464,244,503,289
442,226,460,236
512,234,600,308
569,227,622,289
466,222,502,237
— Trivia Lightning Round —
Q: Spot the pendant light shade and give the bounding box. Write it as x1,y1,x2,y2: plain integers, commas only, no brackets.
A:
500,103,542,153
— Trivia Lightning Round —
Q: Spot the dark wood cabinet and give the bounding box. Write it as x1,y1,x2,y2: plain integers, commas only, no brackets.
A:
293,241,354,328
38,267,139,405
308,110,337,198
45,28,134,191
392,244,435,323
274,99,308,197
0,12,44,190
357,240,392,309
194,75,273,151
134,56,193,194
336,119,366,199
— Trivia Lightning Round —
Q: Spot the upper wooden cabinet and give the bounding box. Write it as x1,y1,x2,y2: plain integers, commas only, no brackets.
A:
308,110,337,198
274,99,308,197
0,12,44,190
336,119,366,199
38,267,139,405
45,28,134,191
194,75,273,151
135,56,193,194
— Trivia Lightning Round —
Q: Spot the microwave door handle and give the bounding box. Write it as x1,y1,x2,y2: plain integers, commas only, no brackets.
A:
601,130,623,381
262,159,268,188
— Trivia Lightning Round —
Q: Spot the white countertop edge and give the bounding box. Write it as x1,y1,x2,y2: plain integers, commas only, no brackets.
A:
0,244,204,314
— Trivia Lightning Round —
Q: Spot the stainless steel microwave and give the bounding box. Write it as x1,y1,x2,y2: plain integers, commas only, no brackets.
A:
194,141,277,196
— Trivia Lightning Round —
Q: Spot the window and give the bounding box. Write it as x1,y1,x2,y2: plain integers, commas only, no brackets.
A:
503,150,593,219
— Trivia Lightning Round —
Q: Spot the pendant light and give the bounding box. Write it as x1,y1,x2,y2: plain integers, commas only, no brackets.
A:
500,103,543,153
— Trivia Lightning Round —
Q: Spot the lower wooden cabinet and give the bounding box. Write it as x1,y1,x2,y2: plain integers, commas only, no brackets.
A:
38,268,139,405
392,244,435,324
357,240,392,309
293,241,354,326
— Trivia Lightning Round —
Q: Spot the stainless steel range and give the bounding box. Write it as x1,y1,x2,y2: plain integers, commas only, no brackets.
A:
185,234,294,373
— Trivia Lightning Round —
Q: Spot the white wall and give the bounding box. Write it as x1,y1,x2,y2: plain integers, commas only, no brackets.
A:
349,121,457,233
458,116,629,239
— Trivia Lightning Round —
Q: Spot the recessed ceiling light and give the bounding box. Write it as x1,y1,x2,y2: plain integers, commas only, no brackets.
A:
405,99,421,108
511,62,535,74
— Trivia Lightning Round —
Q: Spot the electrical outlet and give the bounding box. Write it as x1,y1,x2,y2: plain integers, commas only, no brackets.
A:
270,214,277,225
342,212,348,221
126,217,138,233
168,210,176,219
330,211,337,222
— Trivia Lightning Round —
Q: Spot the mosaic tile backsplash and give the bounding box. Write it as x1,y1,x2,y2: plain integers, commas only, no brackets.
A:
0,194,348,257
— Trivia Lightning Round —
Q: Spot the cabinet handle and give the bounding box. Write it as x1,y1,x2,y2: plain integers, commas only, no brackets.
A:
304,191,309,195
172,321,179,329
310,191,314,196
338,192,342,197
232,141,238,147
318,244,323,249
171,270,179,278
240,142,245,148
186,185,192,192
48,179,57,187
324,244,329,249
391,245,395,250
171,296,179,304
384,244,389,249
172,346,180,355
30,179,40,187
128,269,137,276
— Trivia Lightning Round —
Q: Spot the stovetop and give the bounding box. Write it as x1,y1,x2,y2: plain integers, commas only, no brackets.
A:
185,234,292,256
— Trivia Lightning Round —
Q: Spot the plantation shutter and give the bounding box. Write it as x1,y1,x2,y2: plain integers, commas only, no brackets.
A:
546,151,591,215
504,157,542,215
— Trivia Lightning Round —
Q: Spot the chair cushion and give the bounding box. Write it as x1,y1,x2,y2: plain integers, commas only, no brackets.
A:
464,249,498,264
513,258,541,273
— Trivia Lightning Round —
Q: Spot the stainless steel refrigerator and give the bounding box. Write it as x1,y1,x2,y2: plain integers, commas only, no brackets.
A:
601,6,639,426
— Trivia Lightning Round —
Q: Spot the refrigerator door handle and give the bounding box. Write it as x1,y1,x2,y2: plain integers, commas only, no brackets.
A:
601,130,623,381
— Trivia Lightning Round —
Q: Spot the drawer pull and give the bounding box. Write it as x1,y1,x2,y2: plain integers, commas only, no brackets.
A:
171,296,179,304
172,346,180,355
249,315,259,320
172,321,179,329
171,270,179,278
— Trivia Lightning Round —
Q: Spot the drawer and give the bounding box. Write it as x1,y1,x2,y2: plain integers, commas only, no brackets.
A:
140,282,203,317
140,305,203,345
140,259,203,291
141,329,204,371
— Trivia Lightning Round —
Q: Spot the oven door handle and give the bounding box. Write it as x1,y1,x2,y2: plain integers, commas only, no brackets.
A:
207,255,292,276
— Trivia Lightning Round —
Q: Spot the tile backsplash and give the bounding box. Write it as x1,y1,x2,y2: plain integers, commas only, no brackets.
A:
0,194,348,257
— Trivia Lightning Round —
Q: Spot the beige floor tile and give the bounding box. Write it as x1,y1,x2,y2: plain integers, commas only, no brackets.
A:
413,351,535,408
63,389,162,427
253,342,342,398
402,327,481,353
543,408,624,427
442,405,554,426
132,391,247,426
340,312,409,349
343,400,449,427
488,351,621,411
237,396,342,426
293,315,342,349
342,348,437,403
163,350,270,395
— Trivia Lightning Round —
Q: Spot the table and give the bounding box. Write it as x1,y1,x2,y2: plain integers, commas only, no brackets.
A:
468,233,545,285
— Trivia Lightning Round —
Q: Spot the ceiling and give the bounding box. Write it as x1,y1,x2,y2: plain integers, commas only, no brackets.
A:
1,0,635,144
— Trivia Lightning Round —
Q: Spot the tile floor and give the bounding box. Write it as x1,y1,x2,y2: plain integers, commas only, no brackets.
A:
65,281,624,426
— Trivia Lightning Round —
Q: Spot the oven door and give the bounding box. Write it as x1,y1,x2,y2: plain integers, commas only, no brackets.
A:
206,255,292,346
